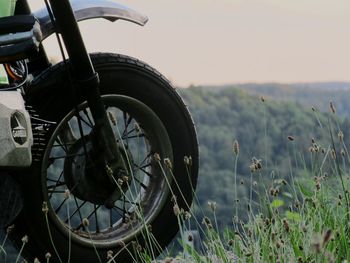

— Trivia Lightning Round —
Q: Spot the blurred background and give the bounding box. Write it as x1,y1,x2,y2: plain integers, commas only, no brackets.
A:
29,0,350,87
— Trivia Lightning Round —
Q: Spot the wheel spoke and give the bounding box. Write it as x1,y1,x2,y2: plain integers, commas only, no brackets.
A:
139,153,153,167
121,128,137,140
123,133,145,140
47,181,66,190
122,195,126,222
48,171,64,199
94,205,100,233
65,199,87,224
48,190,66,194
109,209,113,228
113,206,127,218
58,123,77,145
55,198,68,214
134,178,148,190
75,205,101,231
133,163,153,177
124,200,140,207
73,197,85,226
54,137,69,154
49,153,86,160
83,109,94,127
77,114,93,129
52,143,74,148
122,111,133,138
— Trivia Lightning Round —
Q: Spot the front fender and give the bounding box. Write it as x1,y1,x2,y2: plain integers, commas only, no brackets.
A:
34,0,148,40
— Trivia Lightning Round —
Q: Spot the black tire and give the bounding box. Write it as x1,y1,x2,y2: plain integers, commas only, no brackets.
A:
11,53,199,262
0,173,23,227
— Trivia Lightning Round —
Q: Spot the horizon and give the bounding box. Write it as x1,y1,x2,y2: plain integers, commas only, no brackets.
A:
28,0,350,87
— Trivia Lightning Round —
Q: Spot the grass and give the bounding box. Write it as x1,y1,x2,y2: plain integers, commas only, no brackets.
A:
1,102,350,262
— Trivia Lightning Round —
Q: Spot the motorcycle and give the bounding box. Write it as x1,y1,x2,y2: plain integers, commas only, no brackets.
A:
0,0,198,262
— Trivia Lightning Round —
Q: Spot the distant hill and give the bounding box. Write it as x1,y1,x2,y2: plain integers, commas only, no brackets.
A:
196,82,350,118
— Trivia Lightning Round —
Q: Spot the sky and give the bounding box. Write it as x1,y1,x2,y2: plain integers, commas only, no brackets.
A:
29,0,350,87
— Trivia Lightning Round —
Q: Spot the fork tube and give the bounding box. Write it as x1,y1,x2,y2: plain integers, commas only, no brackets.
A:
47,0,121,164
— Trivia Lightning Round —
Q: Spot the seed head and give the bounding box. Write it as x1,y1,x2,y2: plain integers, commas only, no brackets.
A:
233,140,240,155
107,111,117,126
134,122,142,134
323,229,332,247
331,149,337,159
202,216,212,227
283,218,290,233
45,253,51,260
329,101,336,114
153,153,161,162
315,181,321,191
338,131,344,141
184,211,191,220
188,234,193,242
184,156,192,166
116,240,125,247
276,241,282,249
82,218,90,227
164,158,173,169
6,225,14,234
173,204,181,216
260,96,265,102
21,235,29,244
271,232,276,241
107,250,114,260
42,202,49,214
208,201,217,212
106,165,114,177
287,136,294,141
341,149,346,157
116,178,123,186
250,157,262,172
34,258,41,263
64,189,70,200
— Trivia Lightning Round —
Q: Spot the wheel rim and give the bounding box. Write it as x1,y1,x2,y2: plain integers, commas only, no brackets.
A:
41,95,173,248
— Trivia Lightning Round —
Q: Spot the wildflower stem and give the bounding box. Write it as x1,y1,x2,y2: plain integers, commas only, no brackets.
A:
233,152,239,231
43,205,63,263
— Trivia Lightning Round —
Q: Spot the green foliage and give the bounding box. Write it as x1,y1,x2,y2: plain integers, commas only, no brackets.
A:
179,86,347,227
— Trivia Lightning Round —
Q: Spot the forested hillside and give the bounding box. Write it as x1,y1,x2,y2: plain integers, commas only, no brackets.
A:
201,82,350,118
179,86,349,227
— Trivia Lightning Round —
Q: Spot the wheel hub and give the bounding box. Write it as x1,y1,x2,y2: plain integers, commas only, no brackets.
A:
63,136,132,206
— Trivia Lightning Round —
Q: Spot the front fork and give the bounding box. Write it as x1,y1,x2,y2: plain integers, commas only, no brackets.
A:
47,0,122,169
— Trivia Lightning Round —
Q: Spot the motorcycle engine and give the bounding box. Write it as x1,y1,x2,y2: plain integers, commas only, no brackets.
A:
0,90,33,167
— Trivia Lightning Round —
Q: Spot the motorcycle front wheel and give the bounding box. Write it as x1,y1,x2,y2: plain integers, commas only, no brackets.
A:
11,53,198,262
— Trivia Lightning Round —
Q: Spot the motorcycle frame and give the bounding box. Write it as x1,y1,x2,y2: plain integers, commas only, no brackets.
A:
14,0,125,167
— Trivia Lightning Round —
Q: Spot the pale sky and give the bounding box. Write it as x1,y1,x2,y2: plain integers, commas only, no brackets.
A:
29,0,350,87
